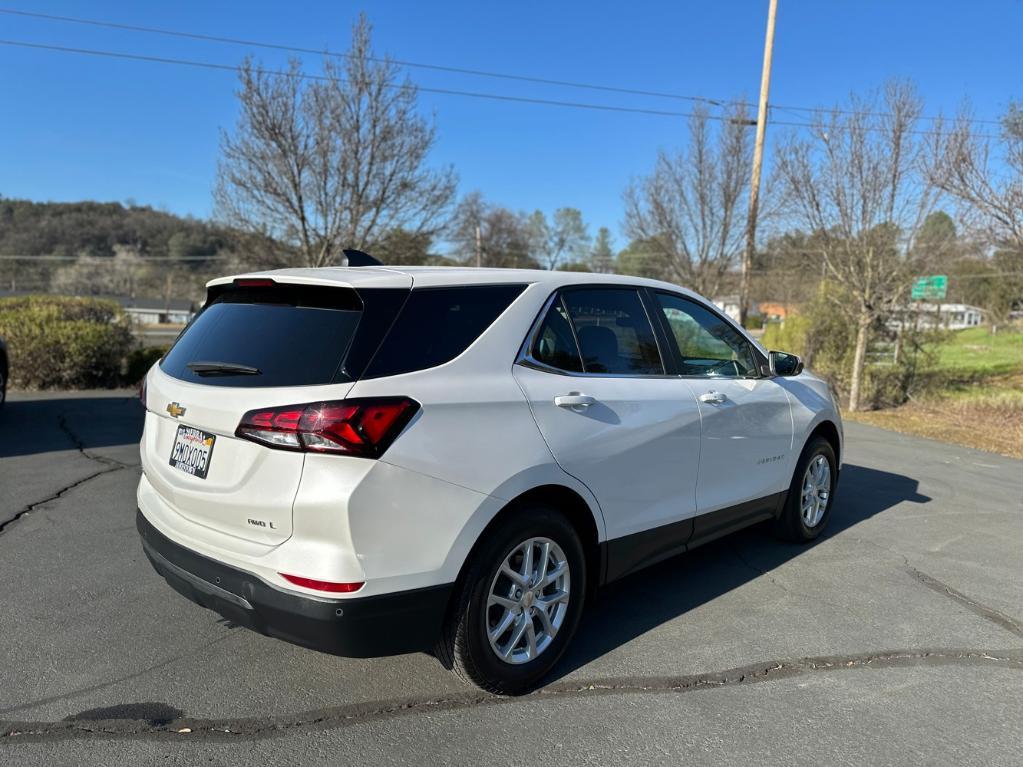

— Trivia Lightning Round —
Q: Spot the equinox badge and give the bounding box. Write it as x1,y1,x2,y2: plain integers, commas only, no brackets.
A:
166,402,187,419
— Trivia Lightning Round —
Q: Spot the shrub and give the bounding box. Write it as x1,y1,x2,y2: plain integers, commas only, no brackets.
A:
125,345,168,384
743,315,764,330
0,295,135,389
760,282,942,410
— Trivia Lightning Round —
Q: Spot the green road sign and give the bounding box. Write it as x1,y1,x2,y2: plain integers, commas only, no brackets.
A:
911,275,948,301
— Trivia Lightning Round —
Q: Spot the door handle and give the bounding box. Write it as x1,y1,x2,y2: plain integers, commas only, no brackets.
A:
555,393,596,409
698,391,727,405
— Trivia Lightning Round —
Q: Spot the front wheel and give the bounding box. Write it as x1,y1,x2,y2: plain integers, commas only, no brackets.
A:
437,506,586,694
775,436,838,542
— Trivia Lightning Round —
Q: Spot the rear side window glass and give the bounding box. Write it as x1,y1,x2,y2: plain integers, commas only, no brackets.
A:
363,285,525,378
531,298,583,373
160,286,363,388
561,288,664,375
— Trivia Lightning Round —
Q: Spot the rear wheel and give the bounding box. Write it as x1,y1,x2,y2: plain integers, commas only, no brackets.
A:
775,436,837,542
438,506,586,694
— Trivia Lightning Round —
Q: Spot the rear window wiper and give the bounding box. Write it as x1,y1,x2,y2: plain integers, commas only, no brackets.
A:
186,361,262,376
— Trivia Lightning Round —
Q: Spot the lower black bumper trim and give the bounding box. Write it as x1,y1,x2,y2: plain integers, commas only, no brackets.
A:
137,509,453,658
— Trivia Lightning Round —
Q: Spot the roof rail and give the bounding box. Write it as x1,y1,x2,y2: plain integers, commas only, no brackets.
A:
343,249,383,267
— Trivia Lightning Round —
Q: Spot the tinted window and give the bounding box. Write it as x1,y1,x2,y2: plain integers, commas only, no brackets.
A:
655,293,757,377
530,297,583,373
561,289,663,375
364,285,525,378
161,286,363,388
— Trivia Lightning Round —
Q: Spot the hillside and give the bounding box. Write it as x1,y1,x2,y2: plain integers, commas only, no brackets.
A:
0,198,235,261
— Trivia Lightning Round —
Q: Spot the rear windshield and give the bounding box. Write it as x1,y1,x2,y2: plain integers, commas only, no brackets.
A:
160,281,525,387
160,284,365,388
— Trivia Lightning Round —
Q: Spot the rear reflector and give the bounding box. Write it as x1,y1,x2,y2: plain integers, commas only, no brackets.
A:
279,573,365,593
236,397,419,458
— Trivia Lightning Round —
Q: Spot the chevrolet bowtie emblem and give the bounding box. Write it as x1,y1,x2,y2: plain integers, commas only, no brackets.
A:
166,402,187,419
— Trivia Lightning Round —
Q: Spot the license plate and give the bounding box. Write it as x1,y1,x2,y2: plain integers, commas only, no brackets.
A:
169,425,216,479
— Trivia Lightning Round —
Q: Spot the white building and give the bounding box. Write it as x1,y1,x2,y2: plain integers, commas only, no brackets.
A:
712,295,742,322
890,303,985,331
105,296,195,325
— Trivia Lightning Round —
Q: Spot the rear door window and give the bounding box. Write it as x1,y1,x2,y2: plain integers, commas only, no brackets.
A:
160,285,365,388
530,297,584,373
560,288,664,375
362,284,526,378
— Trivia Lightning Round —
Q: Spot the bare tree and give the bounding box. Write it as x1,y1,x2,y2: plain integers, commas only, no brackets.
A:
926,103,1023,250
449,192,537,269
51,244,145,298
773,82,938,411
526,208,590,270
215,16,457,268
623,103,753,297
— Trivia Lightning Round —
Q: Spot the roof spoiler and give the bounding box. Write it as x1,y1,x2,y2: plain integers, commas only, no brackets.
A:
343,249,383,267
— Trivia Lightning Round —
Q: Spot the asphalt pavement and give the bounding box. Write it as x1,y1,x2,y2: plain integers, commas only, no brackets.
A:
1,391,1020,765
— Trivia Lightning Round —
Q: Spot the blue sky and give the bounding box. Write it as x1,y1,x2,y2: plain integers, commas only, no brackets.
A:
1,1,1021,251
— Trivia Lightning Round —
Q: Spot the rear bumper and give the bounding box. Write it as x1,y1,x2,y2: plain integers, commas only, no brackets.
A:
137,509,453,657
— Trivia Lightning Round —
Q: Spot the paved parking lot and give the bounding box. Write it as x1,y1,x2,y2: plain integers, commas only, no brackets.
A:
1,391,1021,765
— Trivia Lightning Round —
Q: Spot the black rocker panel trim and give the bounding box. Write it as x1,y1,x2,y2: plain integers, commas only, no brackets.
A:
600,492,786,584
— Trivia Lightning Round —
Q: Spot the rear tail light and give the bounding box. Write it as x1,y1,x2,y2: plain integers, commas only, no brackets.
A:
279,573,365,593
235,397,419,458
138,375,147,410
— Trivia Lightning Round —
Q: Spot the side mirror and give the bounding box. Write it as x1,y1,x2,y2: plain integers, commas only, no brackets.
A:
769,351,803,377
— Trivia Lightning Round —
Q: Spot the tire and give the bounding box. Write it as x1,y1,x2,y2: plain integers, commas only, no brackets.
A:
0,362,6,412
775,436,838,542
437,505,587,695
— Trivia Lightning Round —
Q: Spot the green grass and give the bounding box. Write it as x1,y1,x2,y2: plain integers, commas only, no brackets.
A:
846,326,1023,458
929,326,1023,377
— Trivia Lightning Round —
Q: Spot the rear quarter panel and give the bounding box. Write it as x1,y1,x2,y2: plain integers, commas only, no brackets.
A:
344,283,607,583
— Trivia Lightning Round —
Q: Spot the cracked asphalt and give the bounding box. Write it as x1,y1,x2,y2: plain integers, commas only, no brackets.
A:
1,390,1021,765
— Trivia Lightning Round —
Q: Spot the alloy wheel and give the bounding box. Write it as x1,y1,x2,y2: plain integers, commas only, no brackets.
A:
485,537,570,665
801,454,832,527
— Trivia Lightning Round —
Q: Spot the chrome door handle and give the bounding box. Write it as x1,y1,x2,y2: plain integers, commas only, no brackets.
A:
698,391,727,404
555,393,596,409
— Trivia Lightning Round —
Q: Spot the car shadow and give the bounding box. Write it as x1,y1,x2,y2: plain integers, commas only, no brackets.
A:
0,395,143,458
547,463,931,682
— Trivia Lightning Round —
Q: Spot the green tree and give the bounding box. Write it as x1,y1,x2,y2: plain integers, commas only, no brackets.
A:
527,208,590,270
951,249,1023,332
590,227,615,273
615,238,670,280
913,211,959,268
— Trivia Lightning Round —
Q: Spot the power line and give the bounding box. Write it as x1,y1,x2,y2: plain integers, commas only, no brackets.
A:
0,38,1003,139
0,7,734,108
0,6,1006,129
0,39,713,120
0,254,231,261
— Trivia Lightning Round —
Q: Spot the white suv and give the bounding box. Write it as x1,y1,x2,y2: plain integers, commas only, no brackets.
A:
137,263,842,693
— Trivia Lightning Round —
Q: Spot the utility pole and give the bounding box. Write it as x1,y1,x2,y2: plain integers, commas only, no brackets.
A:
475,223,482,268
739,0,778,328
